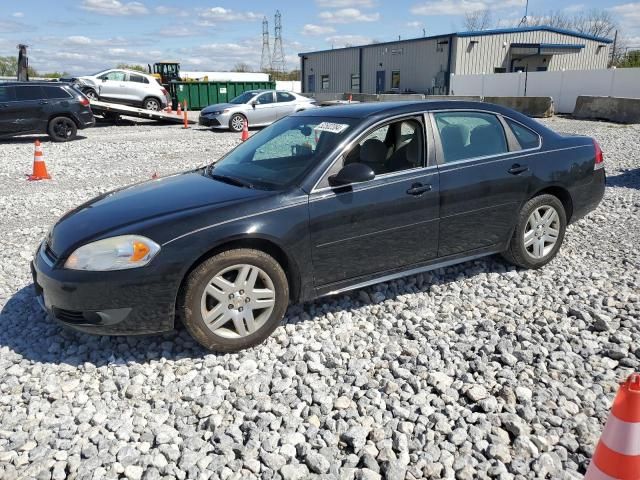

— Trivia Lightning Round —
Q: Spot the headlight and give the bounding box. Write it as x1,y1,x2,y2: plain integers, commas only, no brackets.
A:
64,235,160,271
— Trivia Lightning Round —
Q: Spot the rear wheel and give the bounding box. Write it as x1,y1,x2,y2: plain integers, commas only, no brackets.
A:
502,194,566,269
229,113,246,132
143,97,161,111
48,117,77,142
179,249,289,352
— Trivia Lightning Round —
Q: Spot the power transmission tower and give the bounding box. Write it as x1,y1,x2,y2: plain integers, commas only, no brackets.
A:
518,0,529,27
272,10,286,78
260,17,272,72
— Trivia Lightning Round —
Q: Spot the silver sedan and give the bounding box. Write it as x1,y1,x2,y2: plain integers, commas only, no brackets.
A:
199,90,317,132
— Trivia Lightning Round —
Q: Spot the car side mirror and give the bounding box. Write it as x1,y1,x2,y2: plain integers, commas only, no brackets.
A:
329,163,375,186
250,100,257,108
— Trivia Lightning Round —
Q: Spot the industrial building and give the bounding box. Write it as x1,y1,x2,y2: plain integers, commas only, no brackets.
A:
298,26,612,95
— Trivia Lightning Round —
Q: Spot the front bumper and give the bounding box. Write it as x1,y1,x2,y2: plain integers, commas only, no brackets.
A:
199,112,231,128
31,243,177,335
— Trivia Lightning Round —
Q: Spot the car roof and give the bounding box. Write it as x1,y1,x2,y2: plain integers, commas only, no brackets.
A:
298,100,520,118
0,81,72,87
295,100,554,137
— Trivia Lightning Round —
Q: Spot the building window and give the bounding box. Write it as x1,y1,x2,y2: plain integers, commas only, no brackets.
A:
350,74,360,91
494,67,507,73
321,75,329,90
391,71,400,89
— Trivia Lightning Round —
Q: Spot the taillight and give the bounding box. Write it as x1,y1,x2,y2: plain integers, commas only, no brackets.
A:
79,96,90,106
161,88,168,95
593,139,604,170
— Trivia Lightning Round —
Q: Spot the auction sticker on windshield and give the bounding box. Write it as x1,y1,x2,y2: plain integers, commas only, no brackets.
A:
315,122,349,134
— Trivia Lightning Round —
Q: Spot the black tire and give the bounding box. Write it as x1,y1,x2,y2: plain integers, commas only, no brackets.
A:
229,113,246,132
502,194,567,269
178,249,289,352
143,97,161,111
47,117,78,142
83,88,99,101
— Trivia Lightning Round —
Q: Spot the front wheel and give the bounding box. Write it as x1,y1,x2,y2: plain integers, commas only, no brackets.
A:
48,117,78,142
83,88,99,101
502,194,567,269
229,114,246,132
179,249,289,352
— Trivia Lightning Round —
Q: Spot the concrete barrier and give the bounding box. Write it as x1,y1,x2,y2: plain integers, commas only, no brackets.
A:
483,96,554,117
573,96,640,124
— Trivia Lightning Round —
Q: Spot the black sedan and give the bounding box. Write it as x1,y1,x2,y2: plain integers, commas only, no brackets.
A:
32,101,605,351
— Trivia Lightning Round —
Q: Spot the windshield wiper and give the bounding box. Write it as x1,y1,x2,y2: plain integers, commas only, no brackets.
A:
211,173,254,189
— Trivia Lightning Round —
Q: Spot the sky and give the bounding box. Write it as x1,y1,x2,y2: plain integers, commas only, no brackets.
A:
0,0,639,75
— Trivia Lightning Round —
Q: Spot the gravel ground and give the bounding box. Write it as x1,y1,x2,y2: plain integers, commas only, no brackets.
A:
0,116,638,480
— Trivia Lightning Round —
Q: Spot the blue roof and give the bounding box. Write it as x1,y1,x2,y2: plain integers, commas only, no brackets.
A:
298,25,612,56
456,26,612,44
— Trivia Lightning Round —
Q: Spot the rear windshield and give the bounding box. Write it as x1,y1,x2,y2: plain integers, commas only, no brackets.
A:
208,115,357,189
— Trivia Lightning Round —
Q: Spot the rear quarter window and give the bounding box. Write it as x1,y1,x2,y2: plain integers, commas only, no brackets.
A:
15,85,45,101
505,118,540,149
129,74,149,84
43,86,73,99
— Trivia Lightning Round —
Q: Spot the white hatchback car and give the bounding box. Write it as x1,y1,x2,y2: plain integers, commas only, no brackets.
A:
76,69,171,111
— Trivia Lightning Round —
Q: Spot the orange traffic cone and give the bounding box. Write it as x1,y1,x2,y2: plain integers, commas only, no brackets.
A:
348,93,353,103
182,100,189,129
241,119,249,141
176,102,182,116
165,104,172,114
585,373,640,479
27,140,51,181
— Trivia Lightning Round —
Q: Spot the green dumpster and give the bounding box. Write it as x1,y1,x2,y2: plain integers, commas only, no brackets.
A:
171,81,276,110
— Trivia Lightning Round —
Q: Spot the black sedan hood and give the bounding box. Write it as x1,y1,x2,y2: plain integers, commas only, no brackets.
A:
48,170,271,256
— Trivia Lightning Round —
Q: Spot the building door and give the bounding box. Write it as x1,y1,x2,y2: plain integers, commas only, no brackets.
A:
308,74,315,93
376,71,385,93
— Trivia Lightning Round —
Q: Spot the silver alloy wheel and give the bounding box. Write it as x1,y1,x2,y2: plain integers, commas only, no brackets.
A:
524,205,560,259
231,115,245,131
200,263,276,339
145,99,160,111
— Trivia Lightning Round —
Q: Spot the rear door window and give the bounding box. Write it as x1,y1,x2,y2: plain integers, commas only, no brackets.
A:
256,92,275,104
43,86,72,99
434,111,508,163
129,74,149,84
15,86,45,101
276,92,295,102
505,118,540,150
0,86,16,102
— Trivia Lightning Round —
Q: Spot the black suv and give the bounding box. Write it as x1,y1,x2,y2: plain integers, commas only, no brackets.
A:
0,82,95,142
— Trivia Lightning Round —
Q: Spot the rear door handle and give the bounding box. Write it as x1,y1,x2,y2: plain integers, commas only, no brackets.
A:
508,164,529,175
406,183,432,196
39,100,49,105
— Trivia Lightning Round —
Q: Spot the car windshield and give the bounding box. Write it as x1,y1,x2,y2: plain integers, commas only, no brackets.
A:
89,69,108,77
208,116,357,190
229,91,259,104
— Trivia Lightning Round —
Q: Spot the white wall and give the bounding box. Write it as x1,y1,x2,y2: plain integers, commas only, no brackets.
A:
450,68,640,113
275,80,301,93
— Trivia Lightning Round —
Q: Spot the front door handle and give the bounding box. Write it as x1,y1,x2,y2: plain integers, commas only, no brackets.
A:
508,164,529,175
406,183,432,196
39,100,49,105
